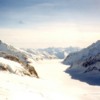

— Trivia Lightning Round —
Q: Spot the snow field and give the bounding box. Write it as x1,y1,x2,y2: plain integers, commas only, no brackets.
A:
0,60,100,100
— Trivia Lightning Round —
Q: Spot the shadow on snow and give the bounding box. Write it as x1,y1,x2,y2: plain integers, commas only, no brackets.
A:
64,68,100,86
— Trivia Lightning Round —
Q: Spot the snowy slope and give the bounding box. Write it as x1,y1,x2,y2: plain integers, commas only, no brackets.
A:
63,40,100,65
0,57,30,76
63,40,100,80
0,40,38,78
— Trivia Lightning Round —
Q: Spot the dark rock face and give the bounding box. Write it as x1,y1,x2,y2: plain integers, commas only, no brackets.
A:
26,64,39,78
82,54,100,68
81,54,100,74
0,40,2,44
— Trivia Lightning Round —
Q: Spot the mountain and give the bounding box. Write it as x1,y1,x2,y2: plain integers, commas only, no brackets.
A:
23,47,80,60
23,48,57,60
0,40,39,78
63,40,100,84
63,40,100,65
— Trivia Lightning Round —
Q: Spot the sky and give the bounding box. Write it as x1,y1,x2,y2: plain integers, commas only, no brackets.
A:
0,0,100,48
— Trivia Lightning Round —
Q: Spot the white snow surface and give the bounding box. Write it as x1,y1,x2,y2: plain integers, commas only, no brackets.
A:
0,59,100,100
0,57,27,75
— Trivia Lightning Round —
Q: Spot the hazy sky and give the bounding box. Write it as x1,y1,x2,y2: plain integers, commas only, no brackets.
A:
0,0,100,48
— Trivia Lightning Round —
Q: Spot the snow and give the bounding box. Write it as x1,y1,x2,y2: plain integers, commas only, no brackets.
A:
0,57,39,77
0,41,27,62
0,59,100,100
63,40,100,65
63,40,100,81
0,40,100,100
0,57,25,74
23,47,80,60
0,41,39,77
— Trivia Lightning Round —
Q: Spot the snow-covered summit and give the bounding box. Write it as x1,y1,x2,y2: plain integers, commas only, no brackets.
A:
63,40,100,65
63,40,100,80
0,40,39,78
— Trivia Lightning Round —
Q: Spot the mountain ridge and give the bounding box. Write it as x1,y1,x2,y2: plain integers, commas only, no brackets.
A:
0,40,39,78
63,40,100,85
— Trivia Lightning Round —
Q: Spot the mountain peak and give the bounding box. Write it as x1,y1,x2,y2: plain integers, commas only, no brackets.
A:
89,40,100,48
0,40,2,44
95,40,100,46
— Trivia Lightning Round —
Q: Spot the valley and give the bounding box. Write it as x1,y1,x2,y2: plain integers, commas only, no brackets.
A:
0,60,100,100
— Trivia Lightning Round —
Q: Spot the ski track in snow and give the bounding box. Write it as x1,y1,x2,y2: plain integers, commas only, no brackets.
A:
0,59,100,100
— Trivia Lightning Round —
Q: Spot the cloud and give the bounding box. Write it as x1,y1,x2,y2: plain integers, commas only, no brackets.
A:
0,21,100,48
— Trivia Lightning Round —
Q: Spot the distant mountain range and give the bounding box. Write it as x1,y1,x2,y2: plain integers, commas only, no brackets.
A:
23,47,80,60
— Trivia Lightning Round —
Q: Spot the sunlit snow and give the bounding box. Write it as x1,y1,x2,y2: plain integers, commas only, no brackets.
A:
0,60,100,100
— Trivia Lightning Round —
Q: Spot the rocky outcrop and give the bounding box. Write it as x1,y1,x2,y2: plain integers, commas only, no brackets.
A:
0,40,39,78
